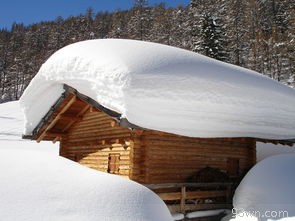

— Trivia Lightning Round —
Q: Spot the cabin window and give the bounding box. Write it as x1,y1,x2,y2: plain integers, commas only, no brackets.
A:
107,153,120,174
227,158,239,177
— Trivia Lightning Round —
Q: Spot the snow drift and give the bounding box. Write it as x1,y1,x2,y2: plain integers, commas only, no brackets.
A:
20,39,295,140
231,154,295,220
0,146,172,221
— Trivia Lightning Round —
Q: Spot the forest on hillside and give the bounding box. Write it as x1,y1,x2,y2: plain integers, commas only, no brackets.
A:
0,0,294,103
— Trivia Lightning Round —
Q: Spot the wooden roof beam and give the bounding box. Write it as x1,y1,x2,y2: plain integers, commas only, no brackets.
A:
52,137,60,144
60,114,83,121
45,132,65,137
61,103,90,133
36,95,76,142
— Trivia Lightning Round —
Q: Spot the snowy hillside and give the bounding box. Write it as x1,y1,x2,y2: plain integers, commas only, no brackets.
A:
20,39,295,140
0,101,172,221
0,101,23,141
0,101,59,153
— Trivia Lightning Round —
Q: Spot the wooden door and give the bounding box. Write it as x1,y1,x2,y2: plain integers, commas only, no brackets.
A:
107,153,120,174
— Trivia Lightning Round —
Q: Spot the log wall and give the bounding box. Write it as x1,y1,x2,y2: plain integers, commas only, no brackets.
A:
58,109,256,184
60,109,132,178
132,131,256,184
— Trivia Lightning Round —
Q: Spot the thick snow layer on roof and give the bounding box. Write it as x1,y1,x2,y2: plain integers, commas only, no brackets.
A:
0,145,172,221
20,39,295,139
228,154,295,220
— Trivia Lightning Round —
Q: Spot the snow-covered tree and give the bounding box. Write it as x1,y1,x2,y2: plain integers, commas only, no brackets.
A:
169,6,191,49
190,0,229,61
225,0,251,66
148,3,172,45
128,0,151,40
199,15,228,61
255,0,292,83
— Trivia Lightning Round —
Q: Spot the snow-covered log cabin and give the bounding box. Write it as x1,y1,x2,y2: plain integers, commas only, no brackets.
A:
20,39,295,212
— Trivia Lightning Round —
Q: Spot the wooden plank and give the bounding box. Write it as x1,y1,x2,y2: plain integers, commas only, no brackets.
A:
52,136,60,144
157,190,227,201
167,203,230,213
45,132,64,137
158,192,181,200
145,182,232,190
186,190,227,199
37,95,76,142
180,186,186,213
60,114,83,121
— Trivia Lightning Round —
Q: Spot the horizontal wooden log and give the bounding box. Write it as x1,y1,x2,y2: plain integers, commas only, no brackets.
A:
145,182,232,190
167,203,230,213
158,192,180,200
60,114,83,121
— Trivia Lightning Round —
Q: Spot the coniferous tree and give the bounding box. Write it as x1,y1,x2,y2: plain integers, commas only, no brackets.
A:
149,3,172,45
94,12,112,39
169,6,191,49
225,0,251,67
200,15,228,61
129,0,151,40
190,0,229,61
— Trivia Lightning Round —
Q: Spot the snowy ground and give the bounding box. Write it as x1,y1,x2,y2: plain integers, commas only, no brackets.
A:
0,100,59,152
0,101,172,221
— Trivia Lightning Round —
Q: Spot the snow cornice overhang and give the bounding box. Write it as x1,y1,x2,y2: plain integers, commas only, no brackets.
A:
22,84,295,146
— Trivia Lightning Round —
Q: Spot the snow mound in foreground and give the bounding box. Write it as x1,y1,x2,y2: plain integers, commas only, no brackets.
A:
0,146,172,221
20,39,295,139
232,154,295,220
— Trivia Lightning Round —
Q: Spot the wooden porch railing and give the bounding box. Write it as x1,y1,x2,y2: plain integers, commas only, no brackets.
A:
144,182,232,213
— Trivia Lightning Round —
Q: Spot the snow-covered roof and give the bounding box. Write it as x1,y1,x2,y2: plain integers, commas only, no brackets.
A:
20,39,295,140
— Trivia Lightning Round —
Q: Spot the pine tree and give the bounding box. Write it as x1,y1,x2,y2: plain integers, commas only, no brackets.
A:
190,0,229,61
169,6,191,49
256,0,292,82
200,15,228,61
225,0,251,67
129,0,151,40
148,3,172,45
94,12,112,39
0,30,11,102
286,1,295,87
